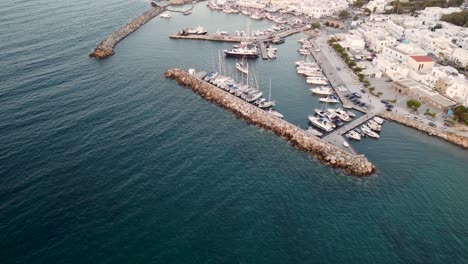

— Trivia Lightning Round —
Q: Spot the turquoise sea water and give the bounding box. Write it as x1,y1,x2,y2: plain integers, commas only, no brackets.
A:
1,1,467,263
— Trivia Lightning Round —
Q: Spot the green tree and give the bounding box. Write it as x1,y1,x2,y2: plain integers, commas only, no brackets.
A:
364,8,372,15
311,22,321,29
452,105,468,125
353,15,360,21
373,7,377,13
440,10,468,27
407,99,422,111
324,21,330,26
339,10,350,19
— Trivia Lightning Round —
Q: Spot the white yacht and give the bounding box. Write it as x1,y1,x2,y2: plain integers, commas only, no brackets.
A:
319,95,339,103
327,108,351,121
161,12,171,18
267,47,277,59
307,76,328,85
308,116,334,132
361,125,380,139
299,48,310,55
373,116,385,125
347,111,356,117
367,120,382,132
345,130,362,141
310,86,333,96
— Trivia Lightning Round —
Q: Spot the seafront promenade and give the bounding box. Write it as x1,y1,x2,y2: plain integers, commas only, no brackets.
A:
90,6,165,59
165,68,376,176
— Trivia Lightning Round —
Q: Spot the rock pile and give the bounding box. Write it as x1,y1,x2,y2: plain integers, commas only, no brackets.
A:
90,7,164,59
165,68,376,176
379,112,468,149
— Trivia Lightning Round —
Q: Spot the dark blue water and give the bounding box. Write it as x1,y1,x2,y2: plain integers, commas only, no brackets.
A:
1,1,467,263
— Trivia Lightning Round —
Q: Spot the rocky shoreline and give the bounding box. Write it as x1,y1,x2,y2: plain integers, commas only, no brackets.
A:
165,68,376,176
379,112,468,149
89,6,164,59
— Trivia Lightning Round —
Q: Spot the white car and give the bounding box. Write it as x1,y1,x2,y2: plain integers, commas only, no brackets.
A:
314,49,321,52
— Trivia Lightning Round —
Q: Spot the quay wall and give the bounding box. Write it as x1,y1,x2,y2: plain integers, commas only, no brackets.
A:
165,68,376,176
90,6,164,59
379,112,468,149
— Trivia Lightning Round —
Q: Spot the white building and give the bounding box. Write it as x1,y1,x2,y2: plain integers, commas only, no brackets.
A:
418,7,462,26
382,41,427,63
365,0,389,14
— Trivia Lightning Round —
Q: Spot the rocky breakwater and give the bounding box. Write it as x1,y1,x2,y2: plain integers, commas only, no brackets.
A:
379,112,468,149
89,6,164,59
165,68,376,176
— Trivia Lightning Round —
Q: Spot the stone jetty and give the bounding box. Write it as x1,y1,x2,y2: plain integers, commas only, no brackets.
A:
90,6,164,59
379,112,468,149
165,68,376,176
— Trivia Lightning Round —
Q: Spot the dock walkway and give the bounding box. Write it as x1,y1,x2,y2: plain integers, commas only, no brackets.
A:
259,42,268,60
324,113,377,140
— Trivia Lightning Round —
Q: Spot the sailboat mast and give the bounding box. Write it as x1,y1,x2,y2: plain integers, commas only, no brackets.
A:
218,49,222,74
269,79,272,101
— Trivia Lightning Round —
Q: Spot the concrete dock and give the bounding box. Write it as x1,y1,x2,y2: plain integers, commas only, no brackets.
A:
259,42,268,60
165,68,376,176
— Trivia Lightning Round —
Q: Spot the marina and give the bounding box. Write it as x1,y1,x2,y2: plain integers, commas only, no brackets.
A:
166,68,375,176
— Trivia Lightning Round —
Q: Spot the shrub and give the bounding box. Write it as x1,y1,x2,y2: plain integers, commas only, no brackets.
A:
407,99,421,110
369,87,375,91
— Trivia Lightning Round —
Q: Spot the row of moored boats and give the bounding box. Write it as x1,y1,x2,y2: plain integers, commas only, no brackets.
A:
345,117,385,141
189,67,284,119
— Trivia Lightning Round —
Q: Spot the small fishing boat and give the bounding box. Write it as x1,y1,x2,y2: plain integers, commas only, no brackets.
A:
345,130,361,141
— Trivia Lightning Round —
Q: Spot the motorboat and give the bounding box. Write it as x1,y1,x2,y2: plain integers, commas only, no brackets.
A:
327,108,351,122
299,48,310,55
345,130,362,141
310,86,333,96
373,116,385,125
267,47,277,59
308,116,334,132
307,76,328,85
161,12,171,18
271,36,285,44
367,120,382,132
361,125,380,139
347,111,356,117
343,141,350,148
319,95,339,103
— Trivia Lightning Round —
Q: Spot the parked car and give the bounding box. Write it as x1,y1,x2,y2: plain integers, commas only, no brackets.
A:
386,107,392,111
314,49,321,52
387,104,394,108
352,92,362,98
360,88,366,93
380,99,388,104
385,79,392,82
344,93,351,98
428,122,437,127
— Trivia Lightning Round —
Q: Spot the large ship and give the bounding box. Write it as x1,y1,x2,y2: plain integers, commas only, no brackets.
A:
178,26,208,36
224,45,259,59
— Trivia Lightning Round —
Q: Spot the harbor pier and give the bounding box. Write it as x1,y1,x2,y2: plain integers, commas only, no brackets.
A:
165,68,376,176
90,6,164,59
